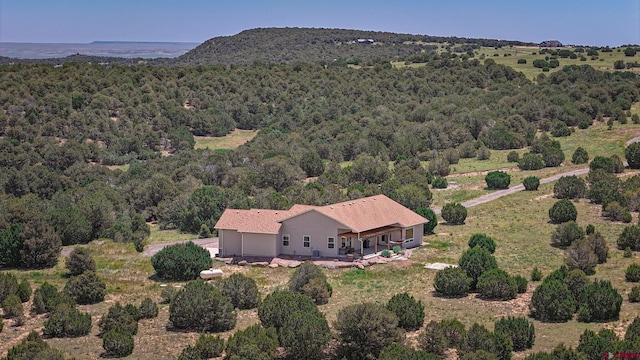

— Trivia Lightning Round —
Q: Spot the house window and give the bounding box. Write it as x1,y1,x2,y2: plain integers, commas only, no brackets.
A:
283,234,290,246
328,237,335,249
405,228,414,242
303,235,310,248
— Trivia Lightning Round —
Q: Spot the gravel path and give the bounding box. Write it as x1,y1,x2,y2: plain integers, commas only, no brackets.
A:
433,134,640,215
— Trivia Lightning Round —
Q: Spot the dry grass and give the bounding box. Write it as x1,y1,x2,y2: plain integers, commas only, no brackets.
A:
194,129,257,150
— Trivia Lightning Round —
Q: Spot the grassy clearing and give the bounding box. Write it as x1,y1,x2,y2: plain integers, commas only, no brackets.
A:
392,45,640,80
194,128,257,150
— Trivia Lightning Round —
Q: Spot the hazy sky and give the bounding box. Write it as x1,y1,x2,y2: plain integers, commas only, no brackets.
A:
1,0,639,46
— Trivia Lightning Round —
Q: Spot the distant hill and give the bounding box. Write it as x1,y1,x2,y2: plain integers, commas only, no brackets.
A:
0,28,535,66
173,27,536,66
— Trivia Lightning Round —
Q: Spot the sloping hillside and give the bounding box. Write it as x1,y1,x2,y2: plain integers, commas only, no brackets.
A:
174,27,534,66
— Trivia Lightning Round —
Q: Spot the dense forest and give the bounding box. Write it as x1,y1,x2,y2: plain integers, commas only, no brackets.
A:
1,32,639,269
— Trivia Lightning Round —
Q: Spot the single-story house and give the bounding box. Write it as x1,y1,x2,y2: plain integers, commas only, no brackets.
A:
214,194,428,258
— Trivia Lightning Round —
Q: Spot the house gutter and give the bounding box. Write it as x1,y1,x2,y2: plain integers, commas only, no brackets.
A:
241,233,244,257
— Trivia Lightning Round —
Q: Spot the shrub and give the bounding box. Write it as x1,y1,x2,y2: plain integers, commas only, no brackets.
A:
334,303,405,360
440,318,466,348
279,310,331,360
572,147,589,164
469,233,497,253
16,279,31,303
514,275,528,293
442,148,460,165
461,350,499,360
32,282,75,314
289,261,331,305
442,202,467,225
434,266,471,297
386,292,425,331
577,280,622,322
160,286,177,304
623,211,633,223
458,323,496,359
477,146,491,160
194,333,224,358
530,280,576,322
417,321,447,356
565,239,598,275
576,329,614,360
523,176,540,191
178,345,201,360
485,171,511,190
103,330,134,357
98,302,138,336
551,221,585,248
617,225,640,251
626,142,640,169
590,156,616,173
392,245,402,254
612,154,625,173
169,280,236,332
585,224,595,235
258,290,319,330
626,264,640,282
626,316,640,342
586,232,608,264
4,332,66,359
563,269,590,300
428,157,450,177
625,247,634,258
549,199,578,224
517,59,527,64
225,324,279,360
432,176,448,189
543,146,565,167
0,272,18,303
493,331,514,360
553,176,586,199
415,207,437,234
518,153,545,170
381,249,392,257
65,247,96,276
604,201,627,222
139,297,158,319
222,273,260,310
459,246,498,290
43,303,92,338
476,268,517,300
125,303,142,321
507,151,520,163
629,286,640,302
151,241,212,281
531,267,543,281
495,316,535,351
64,271,106,305
2,294,23,319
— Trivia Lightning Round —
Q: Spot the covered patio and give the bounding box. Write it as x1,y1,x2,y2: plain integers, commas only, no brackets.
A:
338,225,405,258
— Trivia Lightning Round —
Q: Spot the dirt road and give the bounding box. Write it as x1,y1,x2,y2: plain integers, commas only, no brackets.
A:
433,134,640,215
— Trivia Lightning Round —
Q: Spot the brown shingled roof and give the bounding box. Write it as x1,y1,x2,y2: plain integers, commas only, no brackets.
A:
313,195,427,232
215,208,302,234
215,195,427,235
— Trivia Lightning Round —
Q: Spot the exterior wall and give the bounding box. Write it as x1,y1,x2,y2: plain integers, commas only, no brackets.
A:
279,211,343,257
402,224,424,249
220,229,242,257
242,233,277,257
